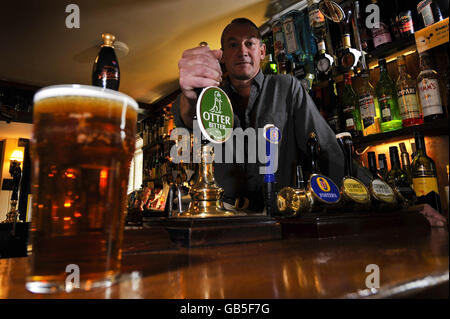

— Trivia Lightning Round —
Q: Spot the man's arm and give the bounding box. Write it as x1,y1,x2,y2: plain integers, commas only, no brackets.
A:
291,77,346,186
177,45,223,128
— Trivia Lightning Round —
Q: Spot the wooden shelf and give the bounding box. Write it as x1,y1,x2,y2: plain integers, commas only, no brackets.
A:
366,35,416,66
353,118,449,148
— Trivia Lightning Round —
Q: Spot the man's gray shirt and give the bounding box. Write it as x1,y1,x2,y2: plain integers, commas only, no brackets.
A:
173,71,371,211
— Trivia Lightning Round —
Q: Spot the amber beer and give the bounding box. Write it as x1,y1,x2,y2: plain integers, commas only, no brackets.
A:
26,85,138,293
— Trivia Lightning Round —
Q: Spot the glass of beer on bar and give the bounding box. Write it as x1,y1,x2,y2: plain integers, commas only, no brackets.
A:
26,85,138,293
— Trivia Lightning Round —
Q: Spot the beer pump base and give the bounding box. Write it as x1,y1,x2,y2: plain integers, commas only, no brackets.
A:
177,143,235,218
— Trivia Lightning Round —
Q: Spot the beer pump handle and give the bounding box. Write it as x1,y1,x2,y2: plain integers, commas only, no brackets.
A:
307,132,320,174
296,165,306,190
344,137,354,177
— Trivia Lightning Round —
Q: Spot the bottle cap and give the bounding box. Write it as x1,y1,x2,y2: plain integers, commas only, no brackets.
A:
389,146,399,157
318,40,326,52
378,58,387,70
101,33,115,47
414,131,426,150
368,151,377,169
397,55,406,65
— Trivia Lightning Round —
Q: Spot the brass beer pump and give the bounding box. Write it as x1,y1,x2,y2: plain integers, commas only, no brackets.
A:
178,42,235,218
277,132,341,216
178,141,234,217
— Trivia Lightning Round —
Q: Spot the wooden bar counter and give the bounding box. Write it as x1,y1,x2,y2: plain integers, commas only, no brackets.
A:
0,223,448,299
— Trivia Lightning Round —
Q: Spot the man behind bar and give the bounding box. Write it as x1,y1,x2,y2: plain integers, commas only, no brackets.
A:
173,18,446,226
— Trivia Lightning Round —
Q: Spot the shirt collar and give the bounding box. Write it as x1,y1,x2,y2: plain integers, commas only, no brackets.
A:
225,70,265,93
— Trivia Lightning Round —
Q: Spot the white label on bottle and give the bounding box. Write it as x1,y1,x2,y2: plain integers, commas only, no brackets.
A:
419,2,435,26
359,94,376,127
418,78,443,117
381,107,391,119
397,87,421,119
282,18,299,54
372,22,392,48
346,118,355,129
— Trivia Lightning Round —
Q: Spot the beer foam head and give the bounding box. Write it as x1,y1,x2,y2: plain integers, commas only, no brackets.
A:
34,84,139,111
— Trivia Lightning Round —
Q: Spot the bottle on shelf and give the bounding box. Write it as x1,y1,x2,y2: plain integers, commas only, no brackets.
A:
396,55,424,127
312,86,328,119
337,33,361,73
367,151,397,208
263,54,278,74
417,52,444,121
326,79,341,134
387,146,417,205
399,142,413,185
314,40,334,80
370,0,393,49
272,20,288,75
281,11,304,61
341,73,363,138
387,146,409,187
378,153,389,181
412,131,442,213
354,0,374,53
307,0,327,41
395,0,415,38
358,71,381,136
417,0,443,28
92,33,120,91
376,59,403,132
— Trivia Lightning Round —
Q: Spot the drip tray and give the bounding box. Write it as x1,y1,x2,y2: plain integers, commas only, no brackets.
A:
145,216,281,247
277,205,431,238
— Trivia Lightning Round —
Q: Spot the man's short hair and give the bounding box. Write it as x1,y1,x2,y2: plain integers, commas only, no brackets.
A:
220,18,262,49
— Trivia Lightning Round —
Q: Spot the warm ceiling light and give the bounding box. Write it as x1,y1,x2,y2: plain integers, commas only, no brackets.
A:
10,149,24,162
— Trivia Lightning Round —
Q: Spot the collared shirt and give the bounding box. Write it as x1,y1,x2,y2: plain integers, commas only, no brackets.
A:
173,70,371,211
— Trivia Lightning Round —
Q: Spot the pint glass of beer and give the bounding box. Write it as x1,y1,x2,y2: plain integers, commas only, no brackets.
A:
26,85,138,293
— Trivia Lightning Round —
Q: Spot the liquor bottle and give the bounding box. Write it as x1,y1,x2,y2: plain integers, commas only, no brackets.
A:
367,151,397,207
417,0,443,27
376,59,402,132
336,132,371,209
417,52,444,121
396,0,415,37
307,0,327,41
370,0,393,49
314,40,334,80
263,54,278,74
354,0,374,53
358,71,381,136
387,146,417,205
390,0,402,40
272,20,288,74
378,153,389,180
387,147,409,187
341,73,363,138
396,55,423,126
399,142,413,185
326,79,341,134
338,34,360,73
412,131,442,213
312,86,328,119
282,11,304,61
92,33,120,90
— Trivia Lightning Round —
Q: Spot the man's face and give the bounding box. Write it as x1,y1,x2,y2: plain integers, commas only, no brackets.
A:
221,23,266,81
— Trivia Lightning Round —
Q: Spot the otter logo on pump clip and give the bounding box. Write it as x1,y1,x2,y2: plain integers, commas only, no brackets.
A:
209,91,223,113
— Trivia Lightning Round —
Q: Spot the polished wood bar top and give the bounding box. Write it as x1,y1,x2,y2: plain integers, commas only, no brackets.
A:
0,227,448,299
